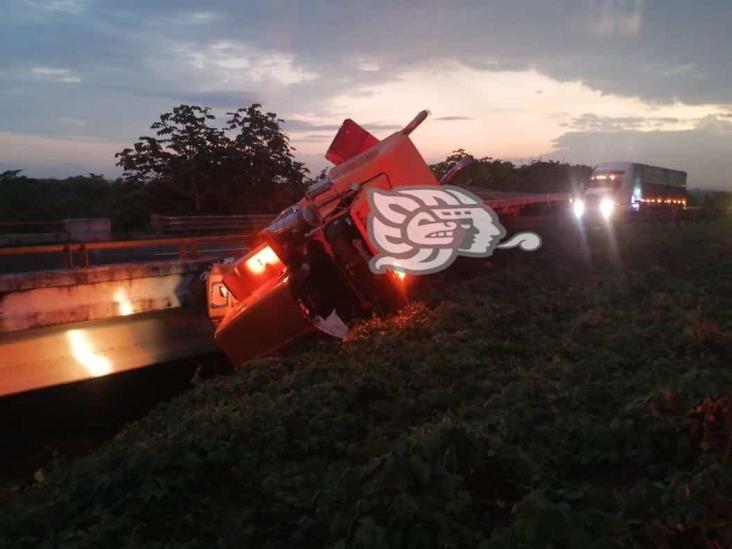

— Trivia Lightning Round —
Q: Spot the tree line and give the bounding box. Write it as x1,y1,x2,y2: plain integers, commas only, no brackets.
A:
431,149,592,194
1,103,309,232
5,103,724,233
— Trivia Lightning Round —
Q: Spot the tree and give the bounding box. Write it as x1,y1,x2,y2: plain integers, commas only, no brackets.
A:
430,149,517,188
220,104,308,213
115,104,308,215
0,169,23,181
430,149,472,180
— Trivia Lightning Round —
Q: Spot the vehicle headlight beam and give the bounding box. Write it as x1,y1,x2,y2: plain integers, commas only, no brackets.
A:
599,198,615,220
573,199,585,219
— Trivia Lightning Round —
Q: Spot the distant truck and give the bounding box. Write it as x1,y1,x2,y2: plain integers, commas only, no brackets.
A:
572,161,688,220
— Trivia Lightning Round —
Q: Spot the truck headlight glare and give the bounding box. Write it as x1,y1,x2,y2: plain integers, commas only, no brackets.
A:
599,198,615,220
245,245,281,274
573,199,585,218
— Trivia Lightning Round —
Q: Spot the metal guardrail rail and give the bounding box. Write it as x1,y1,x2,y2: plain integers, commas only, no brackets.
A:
150,198,571,231
151,214,273,234
0,220,69,236
471,190,571,209
0,234,253,269
0,220,67,229
0,196,572,270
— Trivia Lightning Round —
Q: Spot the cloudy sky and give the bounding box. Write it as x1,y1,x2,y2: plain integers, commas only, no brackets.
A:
1,0,731,189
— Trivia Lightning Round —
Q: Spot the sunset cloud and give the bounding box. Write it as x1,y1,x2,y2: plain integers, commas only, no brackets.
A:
0,0,730,189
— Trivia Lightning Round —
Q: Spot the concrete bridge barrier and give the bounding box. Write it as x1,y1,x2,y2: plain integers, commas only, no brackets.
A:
0,260,210,333
0,259,218,396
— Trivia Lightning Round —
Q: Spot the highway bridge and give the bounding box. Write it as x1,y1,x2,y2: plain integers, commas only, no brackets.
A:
0,192,571,397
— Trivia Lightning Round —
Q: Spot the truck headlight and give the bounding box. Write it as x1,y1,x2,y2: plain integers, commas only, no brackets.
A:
573,199,585,218
599,198,615,220
245,245,281,274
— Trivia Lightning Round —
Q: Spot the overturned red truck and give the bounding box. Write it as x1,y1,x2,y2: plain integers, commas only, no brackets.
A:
206,111,472,366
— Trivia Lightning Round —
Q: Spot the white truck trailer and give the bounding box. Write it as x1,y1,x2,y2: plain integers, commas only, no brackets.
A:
573,161,687,220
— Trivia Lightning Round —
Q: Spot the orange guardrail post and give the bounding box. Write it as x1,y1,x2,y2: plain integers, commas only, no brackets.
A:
79,245,89,268
63,245,74,269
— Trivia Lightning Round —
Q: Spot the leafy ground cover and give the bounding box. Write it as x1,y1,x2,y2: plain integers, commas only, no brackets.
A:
1,218,730,548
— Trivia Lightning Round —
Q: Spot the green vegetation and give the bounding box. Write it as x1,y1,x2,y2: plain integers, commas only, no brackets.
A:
0,172,153,234
4,110,728,233
431,149,592,194
0,152,595,234
2,112,599,234
1,219,730,548
0,171,118,223
115,104,308,216
0,103,309,232
688,188,732,210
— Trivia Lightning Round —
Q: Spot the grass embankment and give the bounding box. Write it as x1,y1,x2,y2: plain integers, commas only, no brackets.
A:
1,219,731,548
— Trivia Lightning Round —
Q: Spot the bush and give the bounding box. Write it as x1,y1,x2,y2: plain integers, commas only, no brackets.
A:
1,219,731,547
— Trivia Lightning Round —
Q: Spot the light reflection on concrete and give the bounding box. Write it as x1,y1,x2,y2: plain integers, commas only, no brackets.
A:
113,287,135,316
66,329,113,377
1,309,216,397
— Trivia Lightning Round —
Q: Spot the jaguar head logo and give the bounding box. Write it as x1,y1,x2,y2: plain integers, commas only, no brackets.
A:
367,185,507,275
